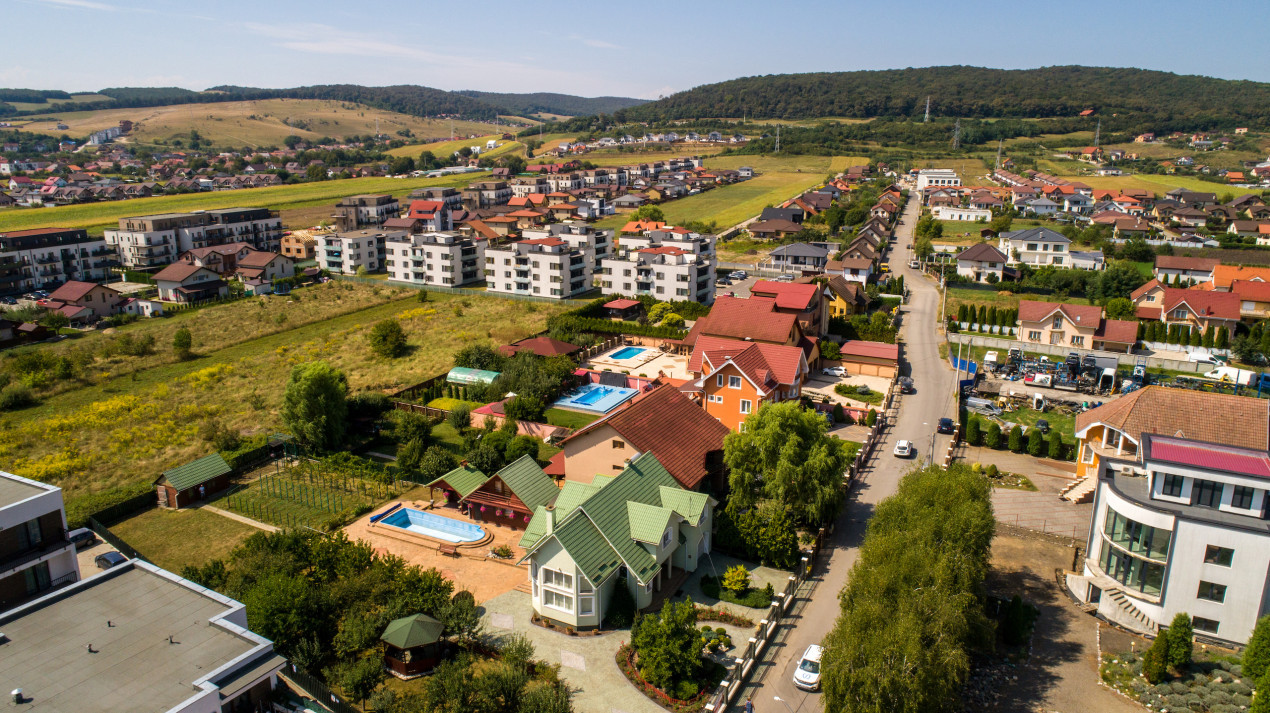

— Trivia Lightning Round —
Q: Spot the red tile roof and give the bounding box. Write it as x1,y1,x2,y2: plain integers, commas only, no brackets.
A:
407,200,445,216
688,296,798,345
603,299,641,310
690,335,804,389
749,281,818,311
1017,300,1103,327
563,384,728,490
47,280,115,303
153,262,215,282
1146,434,1270,478
1075,386,1269,450
638,246,688,255
1160,289,1240,321
1094,319,1139,344
837,340,899,361
1232,280,1270,303
1155,255,1219,272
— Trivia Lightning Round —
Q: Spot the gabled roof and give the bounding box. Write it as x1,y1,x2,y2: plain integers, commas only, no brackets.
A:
1075,386,1269,450
152,262,215,283
428,464,488,499
493,455,559,511
236,250,283,268
47,280,116,303
749,280,818,311
825,276,866,306
696,337,804,392
769,242,830,258
1160,289,1240,321
657,486,710,527
1017,300,1102,327
1001,227,1070,243
1231,280,1270,303
955,243,1008,263
690,295,797,345
158,453,231,491
1155,255,1219,272
1093,318,1139,344
748,219,802,234
627,501,676,544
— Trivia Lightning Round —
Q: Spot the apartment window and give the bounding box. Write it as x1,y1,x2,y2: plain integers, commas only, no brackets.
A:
1161,473,1185,497
1052,257,1064,265
1193,617,1220,634
1192,480,1224,509
1071,336,1084,347
1204,545,1234,567
611,439,625,449
17,518,42,550
1231,485,1256,509
729,376,742,389
1103,508,1171,560
740,399,751,414
1197,581,1227,603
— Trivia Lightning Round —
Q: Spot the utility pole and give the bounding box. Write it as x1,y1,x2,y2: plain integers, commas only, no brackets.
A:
774,125,780,154
1094,119,1101,148
923,96,931,123
995,139,1004,170
952,119,961,150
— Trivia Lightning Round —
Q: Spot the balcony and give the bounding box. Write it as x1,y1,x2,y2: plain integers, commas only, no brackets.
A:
0,530,71,578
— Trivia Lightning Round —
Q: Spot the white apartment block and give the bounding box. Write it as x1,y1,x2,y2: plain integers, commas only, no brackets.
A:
933,206,992,222
600,229,716,303
317,228,400,275
0,228,112,294
915,168,962,191
0,470,80,611
521,223,614,261
103,208,282,269
511,177,550,198
485,235,595,299
385,231,485,287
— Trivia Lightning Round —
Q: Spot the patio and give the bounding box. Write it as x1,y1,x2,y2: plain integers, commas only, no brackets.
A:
343,497,529,604
802,373,892,410
582,345,694,381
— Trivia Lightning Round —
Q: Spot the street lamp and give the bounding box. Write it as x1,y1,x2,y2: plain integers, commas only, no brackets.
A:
774,696,796,713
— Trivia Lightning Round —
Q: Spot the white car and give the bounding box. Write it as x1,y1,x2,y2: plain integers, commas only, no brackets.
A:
893,440,914,458
793,644,823,691
822,366,849,377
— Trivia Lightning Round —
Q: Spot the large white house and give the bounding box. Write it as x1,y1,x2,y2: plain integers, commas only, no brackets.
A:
915,168,961,191
933,206,991,222
955,243,1009,283
385,231,485,287
998,227,1072,267
518,453,715,629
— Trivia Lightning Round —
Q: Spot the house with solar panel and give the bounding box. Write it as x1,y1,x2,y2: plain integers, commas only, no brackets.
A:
517,452,715,629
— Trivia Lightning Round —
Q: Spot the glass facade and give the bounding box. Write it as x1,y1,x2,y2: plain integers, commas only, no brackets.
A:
1100,540,1166,596
1099,507,1170,596
1104,508,1171,560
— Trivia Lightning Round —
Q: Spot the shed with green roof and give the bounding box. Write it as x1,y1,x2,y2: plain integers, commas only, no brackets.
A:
426,455,560,531
154,452,233,509
381,613,446,677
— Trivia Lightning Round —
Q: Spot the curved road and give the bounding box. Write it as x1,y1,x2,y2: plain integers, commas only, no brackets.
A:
752,191,959,712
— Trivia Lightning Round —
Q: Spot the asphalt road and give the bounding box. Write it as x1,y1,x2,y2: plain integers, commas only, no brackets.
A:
753,191,959,712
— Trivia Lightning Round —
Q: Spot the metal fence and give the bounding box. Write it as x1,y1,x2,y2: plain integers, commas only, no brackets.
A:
87,517,150,563
282,665,360,713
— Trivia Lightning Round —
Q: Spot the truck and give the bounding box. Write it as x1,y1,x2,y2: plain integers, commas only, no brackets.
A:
1204,366,1260,386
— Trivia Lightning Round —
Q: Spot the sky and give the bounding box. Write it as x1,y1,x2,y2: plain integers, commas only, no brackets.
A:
8,0,1269,99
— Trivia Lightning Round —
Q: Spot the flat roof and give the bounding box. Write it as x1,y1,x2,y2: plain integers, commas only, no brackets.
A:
0,471,56,509
0,562,276,712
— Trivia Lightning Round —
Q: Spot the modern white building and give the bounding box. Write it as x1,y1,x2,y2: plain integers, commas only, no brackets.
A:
317,228,401,275
521,223,614,261
104,208,283,269
0,471,80,611
933,206,991,222
915,168,962,191
0,227,112,294
385,231,485,287
997,227,1071,267
485,234,595,299
954,243,1009,283
600,228,716,303
332,194,400,231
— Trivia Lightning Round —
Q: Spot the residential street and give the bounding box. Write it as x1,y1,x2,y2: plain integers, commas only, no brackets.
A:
750,192,960,711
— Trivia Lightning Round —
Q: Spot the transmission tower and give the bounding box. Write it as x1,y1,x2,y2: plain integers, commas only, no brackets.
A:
1094,119,1101,148
952,119,961,150
995,139,1003,169
923,96,931,123
774,125,780,154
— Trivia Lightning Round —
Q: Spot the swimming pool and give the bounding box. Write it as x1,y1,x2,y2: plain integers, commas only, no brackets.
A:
553,383,639,413
379,508,486,543
609,346,647,360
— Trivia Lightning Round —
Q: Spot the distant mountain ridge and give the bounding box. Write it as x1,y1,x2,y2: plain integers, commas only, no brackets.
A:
612,66,1270,126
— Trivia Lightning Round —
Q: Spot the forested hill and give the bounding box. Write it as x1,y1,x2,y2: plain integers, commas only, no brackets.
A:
455,91,646,116
614,66,1270,126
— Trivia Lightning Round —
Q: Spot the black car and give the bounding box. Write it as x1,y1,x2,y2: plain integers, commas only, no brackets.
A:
715,277,733,286
95,551,128,570
937,417,955,434
69,528,98,550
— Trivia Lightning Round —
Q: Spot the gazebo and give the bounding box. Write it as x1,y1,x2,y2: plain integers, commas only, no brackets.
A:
381,613,445,678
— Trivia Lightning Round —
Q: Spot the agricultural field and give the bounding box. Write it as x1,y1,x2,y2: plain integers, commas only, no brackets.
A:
109,506,261,572
0,171,487,234
7,99,499,148
0,287,569,516
386,134,516,159
221,459,400,530
1053,172,1267,197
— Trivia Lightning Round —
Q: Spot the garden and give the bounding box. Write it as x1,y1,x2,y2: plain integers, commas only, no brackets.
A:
617,599,730,712
699,565,775,609
964,412,1074,461
221,454,402,530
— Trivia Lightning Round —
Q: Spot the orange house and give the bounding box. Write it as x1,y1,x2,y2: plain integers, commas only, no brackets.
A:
691,336,807,431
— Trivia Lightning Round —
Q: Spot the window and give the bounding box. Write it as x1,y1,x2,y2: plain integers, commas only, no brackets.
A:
1099,540,1165,596
1071,335,1085,347
1050,332,1065,345
1231,485,1255,509
1103,508,1171,560
661,528,672,548
579,596,594,616
740,399,752,414
1082,444,1095,464
1193,617,1220,634
1192,480,1224,509
1197,581,1227,603
1028,330,1043,341
1173,309,1189,320
708,394,723,404
1161,473,1185,497
716,374,724,388
611,439,625,449
1205,545,1235,566
1052,316,1064,329
542,568,573,590
543,589,573,612
729,376,742,389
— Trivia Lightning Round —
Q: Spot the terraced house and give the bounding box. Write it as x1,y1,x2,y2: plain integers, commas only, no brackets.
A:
518,453,715,629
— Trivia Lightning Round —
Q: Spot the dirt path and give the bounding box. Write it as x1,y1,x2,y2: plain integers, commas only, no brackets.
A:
987,533,1141,713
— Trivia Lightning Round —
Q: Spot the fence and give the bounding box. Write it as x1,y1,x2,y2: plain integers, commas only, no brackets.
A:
88,491,157,526
330,273,599,304
705,529,828,712
87,517,150,563
282,665,360,713
847,373,900,480
947,332,1203,372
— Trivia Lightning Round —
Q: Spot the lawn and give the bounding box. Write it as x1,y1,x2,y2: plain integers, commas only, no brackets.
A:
386,134,508,159
946,287,1092,315
1053,172,1265,198
0,290,568,515
110,506,261,573
1000,406,1075,442
543,408,601,430
0,172,487,234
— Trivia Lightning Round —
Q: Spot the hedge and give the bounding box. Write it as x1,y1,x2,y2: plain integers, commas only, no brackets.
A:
219,434,270,471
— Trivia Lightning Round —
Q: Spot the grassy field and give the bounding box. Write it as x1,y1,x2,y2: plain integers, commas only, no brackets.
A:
386,134,513,159
0,288,569,513
1054,173,1266,198
110,506,261,572
1001,405,1075,442
4,93,110,112
543,408,600,429
7,99,499,147
0,172,486,234
946,287,1093,315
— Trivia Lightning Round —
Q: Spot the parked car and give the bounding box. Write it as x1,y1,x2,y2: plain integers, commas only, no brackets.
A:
775,273,795,282
0,296,15,305
95,551,128,570
715,277,732,286
898,376,914,393
793,644,823,691
68,527,98,551
823,366,849,377
730,270,748,279
908,260,920,269
893,440,914,458
1036,419,1050,434
937,418,955,434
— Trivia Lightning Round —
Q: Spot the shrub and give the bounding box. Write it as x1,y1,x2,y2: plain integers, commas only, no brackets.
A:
722,565,751,593
1142,633,1169,684
0,384,36,410
1245,615,1270,680
1048,432,1064,460
986,464,999,478
832,404,846,423
984,422,1003,449
447,403,471,431
1026,428,1044,457
965,418,981,446
675,680,699,700
367,319,408,358
1166,613,1193,670
866,408,877,427
172,327,193,360
1008,425,1024,453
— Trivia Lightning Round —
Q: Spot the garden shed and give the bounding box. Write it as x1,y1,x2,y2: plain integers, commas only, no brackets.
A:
154,453,233,508
381,613,446,678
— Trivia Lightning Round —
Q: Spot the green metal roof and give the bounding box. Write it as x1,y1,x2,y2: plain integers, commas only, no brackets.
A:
590,474,616,489
427,464,489,499
553,514,623,585
495,455,559,512
159,453,231,491
551,481,600,518
446,367,500,385
518,505,550,549
380,613,444,649
658,487,711,527
627,502,675,544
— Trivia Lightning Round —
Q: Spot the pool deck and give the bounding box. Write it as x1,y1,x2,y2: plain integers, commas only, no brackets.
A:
553,384,639,413
582,347,694,381
344,498,529,604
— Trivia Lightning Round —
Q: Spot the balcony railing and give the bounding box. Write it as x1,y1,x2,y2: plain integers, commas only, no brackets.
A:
0,530,70,576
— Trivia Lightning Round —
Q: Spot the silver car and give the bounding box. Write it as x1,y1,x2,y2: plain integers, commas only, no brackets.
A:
793,644,823,691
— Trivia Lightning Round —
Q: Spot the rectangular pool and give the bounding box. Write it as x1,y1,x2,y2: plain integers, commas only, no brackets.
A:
379,508,486,543
609,346,647,360
553,383,639,413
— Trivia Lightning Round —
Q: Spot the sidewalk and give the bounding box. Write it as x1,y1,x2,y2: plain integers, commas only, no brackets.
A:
197,504,279,532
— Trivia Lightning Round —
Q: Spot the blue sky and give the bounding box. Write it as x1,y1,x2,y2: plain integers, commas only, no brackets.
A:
9,0,1269,99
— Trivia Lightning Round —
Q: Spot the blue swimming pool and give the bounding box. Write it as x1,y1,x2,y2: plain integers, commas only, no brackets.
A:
379,508,486,543
609,346,647,360
553,383,639,413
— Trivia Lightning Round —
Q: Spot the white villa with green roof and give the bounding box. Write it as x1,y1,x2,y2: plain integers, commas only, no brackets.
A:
518,452,715,629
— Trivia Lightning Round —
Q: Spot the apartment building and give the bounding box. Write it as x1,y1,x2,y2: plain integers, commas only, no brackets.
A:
103,208,282,269
410,186,463,211
0,471,79,612
385,231,485,287
915,168,961,191
521,223,614,261
0,227,112,295
461,181,512,209
511,176,550,198
317,228,400,275
599,228,716,303
485,235,594,299
332,193,400,231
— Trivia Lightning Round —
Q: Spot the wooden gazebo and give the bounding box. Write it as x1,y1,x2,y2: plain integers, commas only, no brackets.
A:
381,613,445,678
